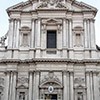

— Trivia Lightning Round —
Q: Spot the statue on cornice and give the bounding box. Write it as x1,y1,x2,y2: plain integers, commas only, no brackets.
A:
0,34,7,46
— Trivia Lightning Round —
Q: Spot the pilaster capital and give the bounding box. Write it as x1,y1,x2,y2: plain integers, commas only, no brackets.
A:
68,18,72,22
90,18,95,22
9,18,14,22
92,71,99,75
69,71,74,75
85,71,91,75
31,18,37,21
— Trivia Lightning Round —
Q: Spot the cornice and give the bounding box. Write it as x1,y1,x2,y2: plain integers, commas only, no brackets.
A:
0,58,100,64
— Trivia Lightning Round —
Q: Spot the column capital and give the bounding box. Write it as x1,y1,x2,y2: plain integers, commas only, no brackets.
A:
9,18,14,22
68,18,72,22
31,18,37,21
69,71,74,74
90,18,95,22
93,71,99,75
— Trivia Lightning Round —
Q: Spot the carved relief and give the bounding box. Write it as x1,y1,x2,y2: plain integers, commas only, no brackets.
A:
74,77,85,84
40,72,61,85
37,0,67,9
18,77,29,85
74,77,85,88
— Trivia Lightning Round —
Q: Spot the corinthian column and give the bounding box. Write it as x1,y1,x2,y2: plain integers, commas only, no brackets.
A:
5,72,10,100
29,71,33,100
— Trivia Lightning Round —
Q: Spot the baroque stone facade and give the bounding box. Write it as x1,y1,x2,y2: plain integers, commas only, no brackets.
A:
0,0,100,100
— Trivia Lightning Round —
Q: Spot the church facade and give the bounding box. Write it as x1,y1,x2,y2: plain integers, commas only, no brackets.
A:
0,0,100,100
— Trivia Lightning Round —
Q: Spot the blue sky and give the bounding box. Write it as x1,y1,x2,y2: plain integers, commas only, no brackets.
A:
0,0,100,46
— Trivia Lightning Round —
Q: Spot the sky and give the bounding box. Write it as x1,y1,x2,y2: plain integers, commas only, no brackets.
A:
0,0,100,46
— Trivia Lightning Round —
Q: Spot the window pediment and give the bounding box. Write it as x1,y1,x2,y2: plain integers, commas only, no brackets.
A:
42,19,62,25
20,26,31,33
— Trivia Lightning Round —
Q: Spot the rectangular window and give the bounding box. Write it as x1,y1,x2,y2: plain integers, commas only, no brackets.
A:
47,30,57,48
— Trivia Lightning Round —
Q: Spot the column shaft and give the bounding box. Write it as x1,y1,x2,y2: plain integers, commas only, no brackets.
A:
84,19,88,48
63,19,67,47
66,72,70,100
66,20,69,48
29,72,33,100
37,19,41,47
86,72,91,100
90,19,96,48
16,19,20,48
93,72,99,100
13,20,17,48
87,20,90,48
69,19,72,48
11,72,17,100
70,72,74,100
63,71,67,100
90,72,93,100
33,71,39,100
8,19,14,48
9,72,13,100
5,72,10,100
35,71,39,100
31,19,35,48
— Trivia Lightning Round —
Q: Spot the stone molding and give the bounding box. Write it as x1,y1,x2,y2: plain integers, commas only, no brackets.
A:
0,58,100,64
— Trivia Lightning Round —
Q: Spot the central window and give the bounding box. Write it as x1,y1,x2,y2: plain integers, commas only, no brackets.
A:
47,30,57,48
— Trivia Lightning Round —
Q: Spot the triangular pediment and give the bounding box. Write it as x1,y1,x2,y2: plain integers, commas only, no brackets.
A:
42,19,62,25
7,0,97,15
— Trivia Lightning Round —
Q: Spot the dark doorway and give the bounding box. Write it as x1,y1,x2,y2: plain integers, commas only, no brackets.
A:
45,94,57,100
